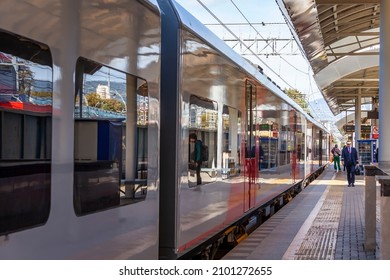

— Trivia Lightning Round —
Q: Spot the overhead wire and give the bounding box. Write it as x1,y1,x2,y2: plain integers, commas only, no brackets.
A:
229,0,308,75
229,0,326,120
306,64,322,120
230,0,332,122
195,0,296,90
194,0,338,126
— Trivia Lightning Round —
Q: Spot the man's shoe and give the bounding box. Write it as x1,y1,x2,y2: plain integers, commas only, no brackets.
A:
352,184,355,187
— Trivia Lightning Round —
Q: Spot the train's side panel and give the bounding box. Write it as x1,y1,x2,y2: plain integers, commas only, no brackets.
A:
304,119,330,176
0,0,160,259
178,29,246,254
174,29,323,257
69,0,161,260
156,1,330,259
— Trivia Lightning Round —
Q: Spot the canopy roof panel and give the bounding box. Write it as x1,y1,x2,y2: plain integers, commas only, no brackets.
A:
276,0,380,115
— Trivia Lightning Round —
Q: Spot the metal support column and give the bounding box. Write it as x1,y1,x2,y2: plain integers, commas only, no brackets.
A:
378,0,390,259
379,0,390,171
355,88,361,147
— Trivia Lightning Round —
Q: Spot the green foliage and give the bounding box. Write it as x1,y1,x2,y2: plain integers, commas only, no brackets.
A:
285,88,310,114
31,91,53,97
85,92,125,112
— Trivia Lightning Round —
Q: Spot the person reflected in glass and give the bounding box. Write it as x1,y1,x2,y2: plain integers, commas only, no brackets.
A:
297,144,302,162
189,133,202,185
342,144,346,171
341,141,359,187
250,145,264,170
376,147,379,163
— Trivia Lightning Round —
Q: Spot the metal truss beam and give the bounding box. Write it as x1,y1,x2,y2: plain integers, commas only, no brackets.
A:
223,38,300,56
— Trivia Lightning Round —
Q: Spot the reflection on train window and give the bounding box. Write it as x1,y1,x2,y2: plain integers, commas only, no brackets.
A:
74,57,148,215
0,30,52,235
259,122,278,170
245,80,257,159
188,95,217,186
222,105,241,179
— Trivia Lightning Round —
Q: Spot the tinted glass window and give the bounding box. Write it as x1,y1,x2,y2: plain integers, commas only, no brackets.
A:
74,57,148,215
0,30,52,235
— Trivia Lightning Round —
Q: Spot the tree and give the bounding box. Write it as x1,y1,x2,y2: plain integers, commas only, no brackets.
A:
18,65,34,99
284,88,310,115
85,92,125,112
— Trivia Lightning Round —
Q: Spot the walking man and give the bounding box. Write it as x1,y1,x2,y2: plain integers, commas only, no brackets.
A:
341,141,359,187
331,144,341,171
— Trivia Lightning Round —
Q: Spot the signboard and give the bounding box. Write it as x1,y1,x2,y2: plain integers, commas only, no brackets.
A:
344,125,355,133
361,125,371,133
367,111,379,119
259,124,270,131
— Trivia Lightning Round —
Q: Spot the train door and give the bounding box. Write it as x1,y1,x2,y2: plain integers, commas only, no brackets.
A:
291,113,298,182
319,130,323,166
243,80,257,212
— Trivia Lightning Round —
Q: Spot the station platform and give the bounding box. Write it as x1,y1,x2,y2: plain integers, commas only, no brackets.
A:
223,165,380,260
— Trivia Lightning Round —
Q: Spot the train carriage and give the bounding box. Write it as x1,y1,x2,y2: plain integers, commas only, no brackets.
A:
158,0,330,259
0,0,161,259
0,0,329,260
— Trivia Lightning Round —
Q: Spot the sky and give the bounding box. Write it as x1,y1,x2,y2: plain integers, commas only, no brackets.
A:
174,0,341,137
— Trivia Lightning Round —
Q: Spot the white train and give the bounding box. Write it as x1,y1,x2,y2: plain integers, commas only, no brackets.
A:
0,0,330,259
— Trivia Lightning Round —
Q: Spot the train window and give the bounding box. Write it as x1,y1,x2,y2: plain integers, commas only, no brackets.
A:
74,57,148,215
188,95,218,186
0,30,52,235
221,105,241,178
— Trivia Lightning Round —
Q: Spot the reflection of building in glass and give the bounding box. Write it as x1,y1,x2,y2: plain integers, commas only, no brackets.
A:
1,52,53,105
137,95,148,126
206,110,217,130
96,84,110,99
190,104,217,130
190,104,197,128
0,52,17,97
222,113,229,131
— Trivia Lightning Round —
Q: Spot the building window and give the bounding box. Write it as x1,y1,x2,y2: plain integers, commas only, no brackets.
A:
0,30,52,235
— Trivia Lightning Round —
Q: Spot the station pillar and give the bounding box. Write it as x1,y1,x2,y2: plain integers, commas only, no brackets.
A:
378,0,390,260
379,0,390,171
354,88,361,147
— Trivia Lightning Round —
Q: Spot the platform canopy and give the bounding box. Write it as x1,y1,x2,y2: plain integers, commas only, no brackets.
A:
276,0,380,116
